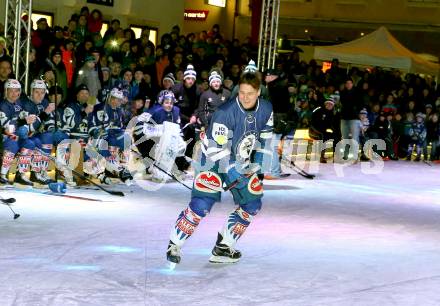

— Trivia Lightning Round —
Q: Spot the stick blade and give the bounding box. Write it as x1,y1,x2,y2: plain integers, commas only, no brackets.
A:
2,198,16,204
109,190,125,197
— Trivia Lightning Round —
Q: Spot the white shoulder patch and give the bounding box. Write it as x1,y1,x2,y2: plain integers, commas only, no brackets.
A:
212,122,229,145
64,107,74,117
267,112,273,127
97,110,107,122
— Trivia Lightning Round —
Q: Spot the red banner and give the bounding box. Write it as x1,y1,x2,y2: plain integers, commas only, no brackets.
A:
184,10,209,21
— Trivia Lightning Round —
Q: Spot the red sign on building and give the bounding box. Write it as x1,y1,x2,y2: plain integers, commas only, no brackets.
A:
184,10,209,21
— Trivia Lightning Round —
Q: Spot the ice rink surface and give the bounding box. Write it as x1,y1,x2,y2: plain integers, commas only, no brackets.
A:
1,161,440,306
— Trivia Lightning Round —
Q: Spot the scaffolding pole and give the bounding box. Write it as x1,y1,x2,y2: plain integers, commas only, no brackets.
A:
4,0,32,93
257,0,280,73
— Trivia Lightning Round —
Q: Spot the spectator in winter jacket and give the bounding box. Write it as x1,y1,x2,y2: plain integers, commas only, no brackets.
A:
339,77,363,160
87,9,103,34
310,99,336,163
196,70,231,129
42,49,68,102
426,112,439,161
372,111,398,160
358,109,373,161
73,15,89,44
406,112,427,161
76,55,101,99
61,39,76,88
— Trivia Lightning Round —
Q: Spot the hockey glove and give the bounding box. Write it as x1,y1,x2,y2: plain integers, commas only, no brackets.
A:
226,167,250,190
16,126,30,140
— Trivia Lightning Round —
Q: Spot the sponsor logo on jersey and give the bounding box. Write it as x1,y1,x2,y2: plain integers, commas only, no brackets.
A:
97,110,109,122
19,110,29,119
248,175,263,195
177,217,196,235
237,133,257,159
232,222,248,236
194,171,222,193
212,122,228,145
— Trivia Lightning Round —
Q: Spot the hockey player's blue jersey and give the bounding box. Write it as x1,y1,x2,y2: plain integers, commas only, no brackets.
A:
88,102,124,137
151,107,181,125
61,101,90,138
0,99,31,132
203,97,273,172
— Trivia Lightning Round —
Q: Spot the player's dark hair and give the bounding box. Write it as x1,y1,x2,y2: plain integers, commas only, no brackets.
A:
238,72,260,90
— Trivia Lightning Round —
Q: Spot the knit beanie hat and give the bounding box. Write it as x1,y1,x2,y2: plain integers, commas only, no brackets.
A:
209,71,222,86
184,64,197,80
163,72,176,85
244,60,257,73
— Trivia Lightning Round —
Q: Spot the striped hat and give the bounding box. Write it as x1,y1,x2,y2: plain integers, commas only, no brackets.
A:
184,64,197,80
209,71,222,85
244,60,257,73
163,72,176,85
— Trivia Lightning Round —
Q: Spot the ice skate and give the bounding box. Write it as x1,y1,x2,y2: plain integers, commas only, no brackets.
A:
0,174,11,185
166,240,181,264
14,172,33,186
30,171,55,185
118,169,133,184
209,233,241,264
98,173,112,185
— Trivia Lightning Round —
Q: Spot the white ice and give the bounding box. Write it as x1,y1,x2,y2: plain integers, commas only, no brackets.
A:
1,161,440,306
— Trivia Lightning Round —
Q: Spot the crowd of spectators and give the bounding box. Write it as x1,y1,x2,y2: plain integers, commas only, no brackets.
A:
0,5,439,164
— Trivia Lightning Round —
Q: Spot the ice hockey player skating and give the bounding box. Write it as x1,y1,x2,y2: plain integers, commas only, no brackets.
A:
167,72,273,265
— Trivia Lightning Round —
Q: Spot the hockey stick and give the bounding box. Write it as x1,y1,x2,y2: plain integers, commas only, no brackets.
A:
35,148,125,197
423,159,433,167
0,196,20,219
132,149,258,192
281,158,315,179
131,148,193,190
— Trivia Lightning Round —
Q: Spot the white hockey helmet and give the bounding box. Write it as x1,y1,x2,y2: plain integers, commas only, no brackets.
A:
30,79,47,91
157,90,176,104
109,88,124,100
4,79,21,90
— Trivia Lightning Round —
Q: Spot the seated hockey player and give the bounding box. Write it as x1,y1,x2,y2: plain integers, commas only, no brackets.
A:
166,72,273,265
58,84,94,186
22,79,57,185
87,87,133,184
0,79,38,185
